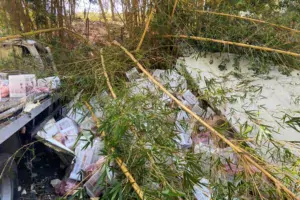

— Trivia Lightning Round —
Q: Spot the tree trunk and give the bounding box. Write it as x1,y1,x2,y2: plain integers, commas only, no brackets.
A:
110,0,116,21
8,0,22,33
98,0,111,41
132,0,138,27
141,0,147,23
57,0,64,41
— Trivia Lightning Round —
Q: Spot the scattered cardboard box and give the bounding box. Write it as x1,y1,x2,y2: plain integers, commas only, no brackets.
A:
37,76,60,89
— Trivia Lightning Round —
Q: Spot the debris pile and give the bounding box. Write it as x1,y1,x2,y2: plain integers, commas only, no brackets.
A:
31,58,300,199
38,66,252,199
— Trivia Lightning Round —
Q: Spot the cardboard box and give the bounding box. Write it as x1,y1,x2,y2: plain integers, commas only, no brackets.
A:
84,156,107,197
125,68,140,81
43,118,59,137
69,138,104,181
182,90,198,105
67,107,88,124
9,74,36,97
37,76,60,89
56,118,79,149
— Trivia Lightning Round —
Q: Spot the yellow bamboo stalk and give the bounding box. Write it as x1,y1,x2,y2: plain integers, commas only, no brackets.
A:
115,156,145,199
112,40,297,199
0,27,91,46
100,48,117,99
84,101,100,128
194,10,300,34
0,27,63,42
85,100,145,200
163,34,300,58
170,0,179,21
136,7,155,51
85,50,145,199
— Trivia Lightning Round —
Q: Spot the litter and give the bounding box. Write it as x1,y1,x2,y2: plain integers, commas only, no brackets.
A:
50,179,61,188
8,74,36,97
54,179,78,196
80,117,97,133
84,156,107,197
182,90,198,106
23,102,40,112
205,107,215,119
176,110,190,121
193,178,211,200
192,104,205,116
37,76,60,90
56,117,79,149
126,68,140,81
67,106,88,124
42,118,59,137
69,138,104,181
21,189,27,195
129,78,157,96
175,133,192,148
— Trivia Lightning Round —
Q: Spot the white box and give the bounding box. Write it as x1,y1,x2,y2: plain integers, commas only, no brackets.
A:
84,157,107,197
9,74,36,97
56,117,79,149
177,110,189,121
70,139,104,181
69,144,94,181
67,107,88,124
125,68,140,81
43,118,59,137
192,104,205,116
183,90,198,105
61,127,78,149
37,76,60,89
56,117,78,131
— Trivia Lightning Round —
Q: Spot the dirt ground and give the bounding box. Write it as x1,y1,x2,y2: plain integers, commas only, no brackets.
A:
18,142,65,200
72,19,123,45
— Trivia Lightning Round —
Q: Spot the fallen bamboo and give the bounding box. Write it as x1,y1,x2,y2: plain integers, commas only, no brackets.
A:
136,7,156,51
83,50,145,200
112,40,297,199
85,100,145,200
0,27,90,46
194,10,300,34
170,0,179,22
100,49,117,99
99,48,145,200
163,34,300,58
0,28,63,42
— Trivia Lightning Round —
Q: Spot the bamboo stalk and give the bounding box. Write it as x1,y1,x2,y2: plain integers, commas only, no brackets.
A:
85,100,145,200
170,0,179,22
0,27,63,42
163,34,300,58
0,27,90,44
115,156,145,199
84,101,100,128
98,0,111,41
112,40,297,199
194,10,300,34
100,48,117,99
84,50,145,199
136,7,155,51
